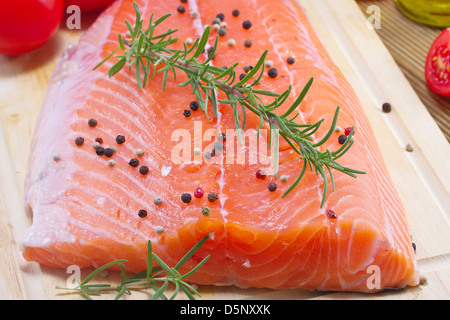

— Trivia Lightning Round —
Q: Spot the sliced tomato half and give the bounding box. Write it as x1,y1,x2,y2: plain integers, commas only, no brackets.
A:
425,28,450,97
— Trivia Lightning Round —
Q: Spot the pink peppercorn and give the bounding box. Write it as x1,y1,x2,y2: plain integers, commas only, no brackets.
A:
194,187,204,198
95,137,103,144
256,169,267,180
344,127,354,137
326,209,337,219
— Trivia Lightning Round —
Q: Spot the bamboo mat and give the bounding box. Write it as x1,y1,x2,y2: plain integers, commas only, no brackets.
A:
357,0,450,142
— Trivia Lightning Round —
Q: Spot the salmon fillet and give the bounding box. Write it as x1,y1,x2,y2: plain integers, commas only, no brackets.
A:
21,0,419,292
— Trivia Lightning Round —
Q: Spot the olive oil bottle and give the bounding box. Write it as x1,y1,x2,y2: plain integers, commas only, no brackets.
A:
395,0,450,27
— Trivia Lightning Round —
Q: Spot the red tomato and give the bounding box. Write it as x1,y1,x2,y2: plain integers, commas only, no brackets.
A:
0,0,63,56
425,28,450,97
64,0,115,12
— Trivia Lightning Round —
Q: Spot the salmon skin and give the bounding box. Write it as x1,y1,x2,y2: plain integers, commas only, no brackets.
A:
21,0,419,292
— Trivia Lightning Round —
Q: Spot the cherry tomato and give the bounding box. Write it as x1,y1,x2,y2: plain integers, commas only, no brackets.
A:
0,0,63,56
425,28,450,97
64,0,115,12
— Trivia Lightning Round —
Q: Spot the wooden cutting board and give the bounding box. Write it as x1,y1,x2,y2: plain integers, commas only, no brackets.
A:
0,0,449,300
357,0,450,143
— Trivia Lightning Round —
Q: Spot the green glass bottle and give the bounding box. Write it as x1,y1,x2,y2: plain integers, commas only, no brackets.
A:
395,0,450,27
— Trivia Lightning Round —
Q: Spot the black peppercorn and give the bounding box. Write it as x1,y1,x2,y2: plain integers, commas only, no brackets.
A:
239,73,246,80
181,193,192,203
207,192,219,202
338,135,347,144
216,13,225,21
116,135,126,144
96,146,105,156
242,20,252,30
75,137,84,146
244,39,252,48
177,6,185,13
382,102,392,113
129,158,139,167
232,9,240,17
190,101,200,111
138,209,148,218
268,182,277,192
184,109,192,117
268,68,278,78
104,148,114,158
88,118,97,127
287,56,295,65
139,166,149,175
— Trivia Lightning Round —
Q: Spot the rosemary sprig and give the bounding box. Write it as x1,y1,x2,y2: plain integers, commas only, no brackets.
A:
95,1,366,207
57,234,211,300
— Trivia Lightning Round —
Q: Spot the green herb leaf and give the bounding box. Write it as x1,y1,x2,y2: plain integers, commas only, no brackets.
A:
95,1,365,210
81,259,128,286
108,58,126,78
57,235,210,300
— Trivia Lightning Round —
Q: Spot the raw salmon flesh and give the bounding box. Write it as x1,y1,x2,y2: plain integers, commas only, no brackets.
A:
21,0,420,292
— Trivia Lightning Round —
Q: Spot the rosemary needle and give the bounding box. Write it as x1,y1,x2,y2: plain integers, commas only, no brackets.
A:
95,1,366,207
56,234,211,300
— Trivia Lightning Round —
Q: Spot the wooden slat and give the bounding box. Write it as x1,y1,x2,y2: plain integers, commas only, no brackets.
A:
357,0,450,142
0,120,48,299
